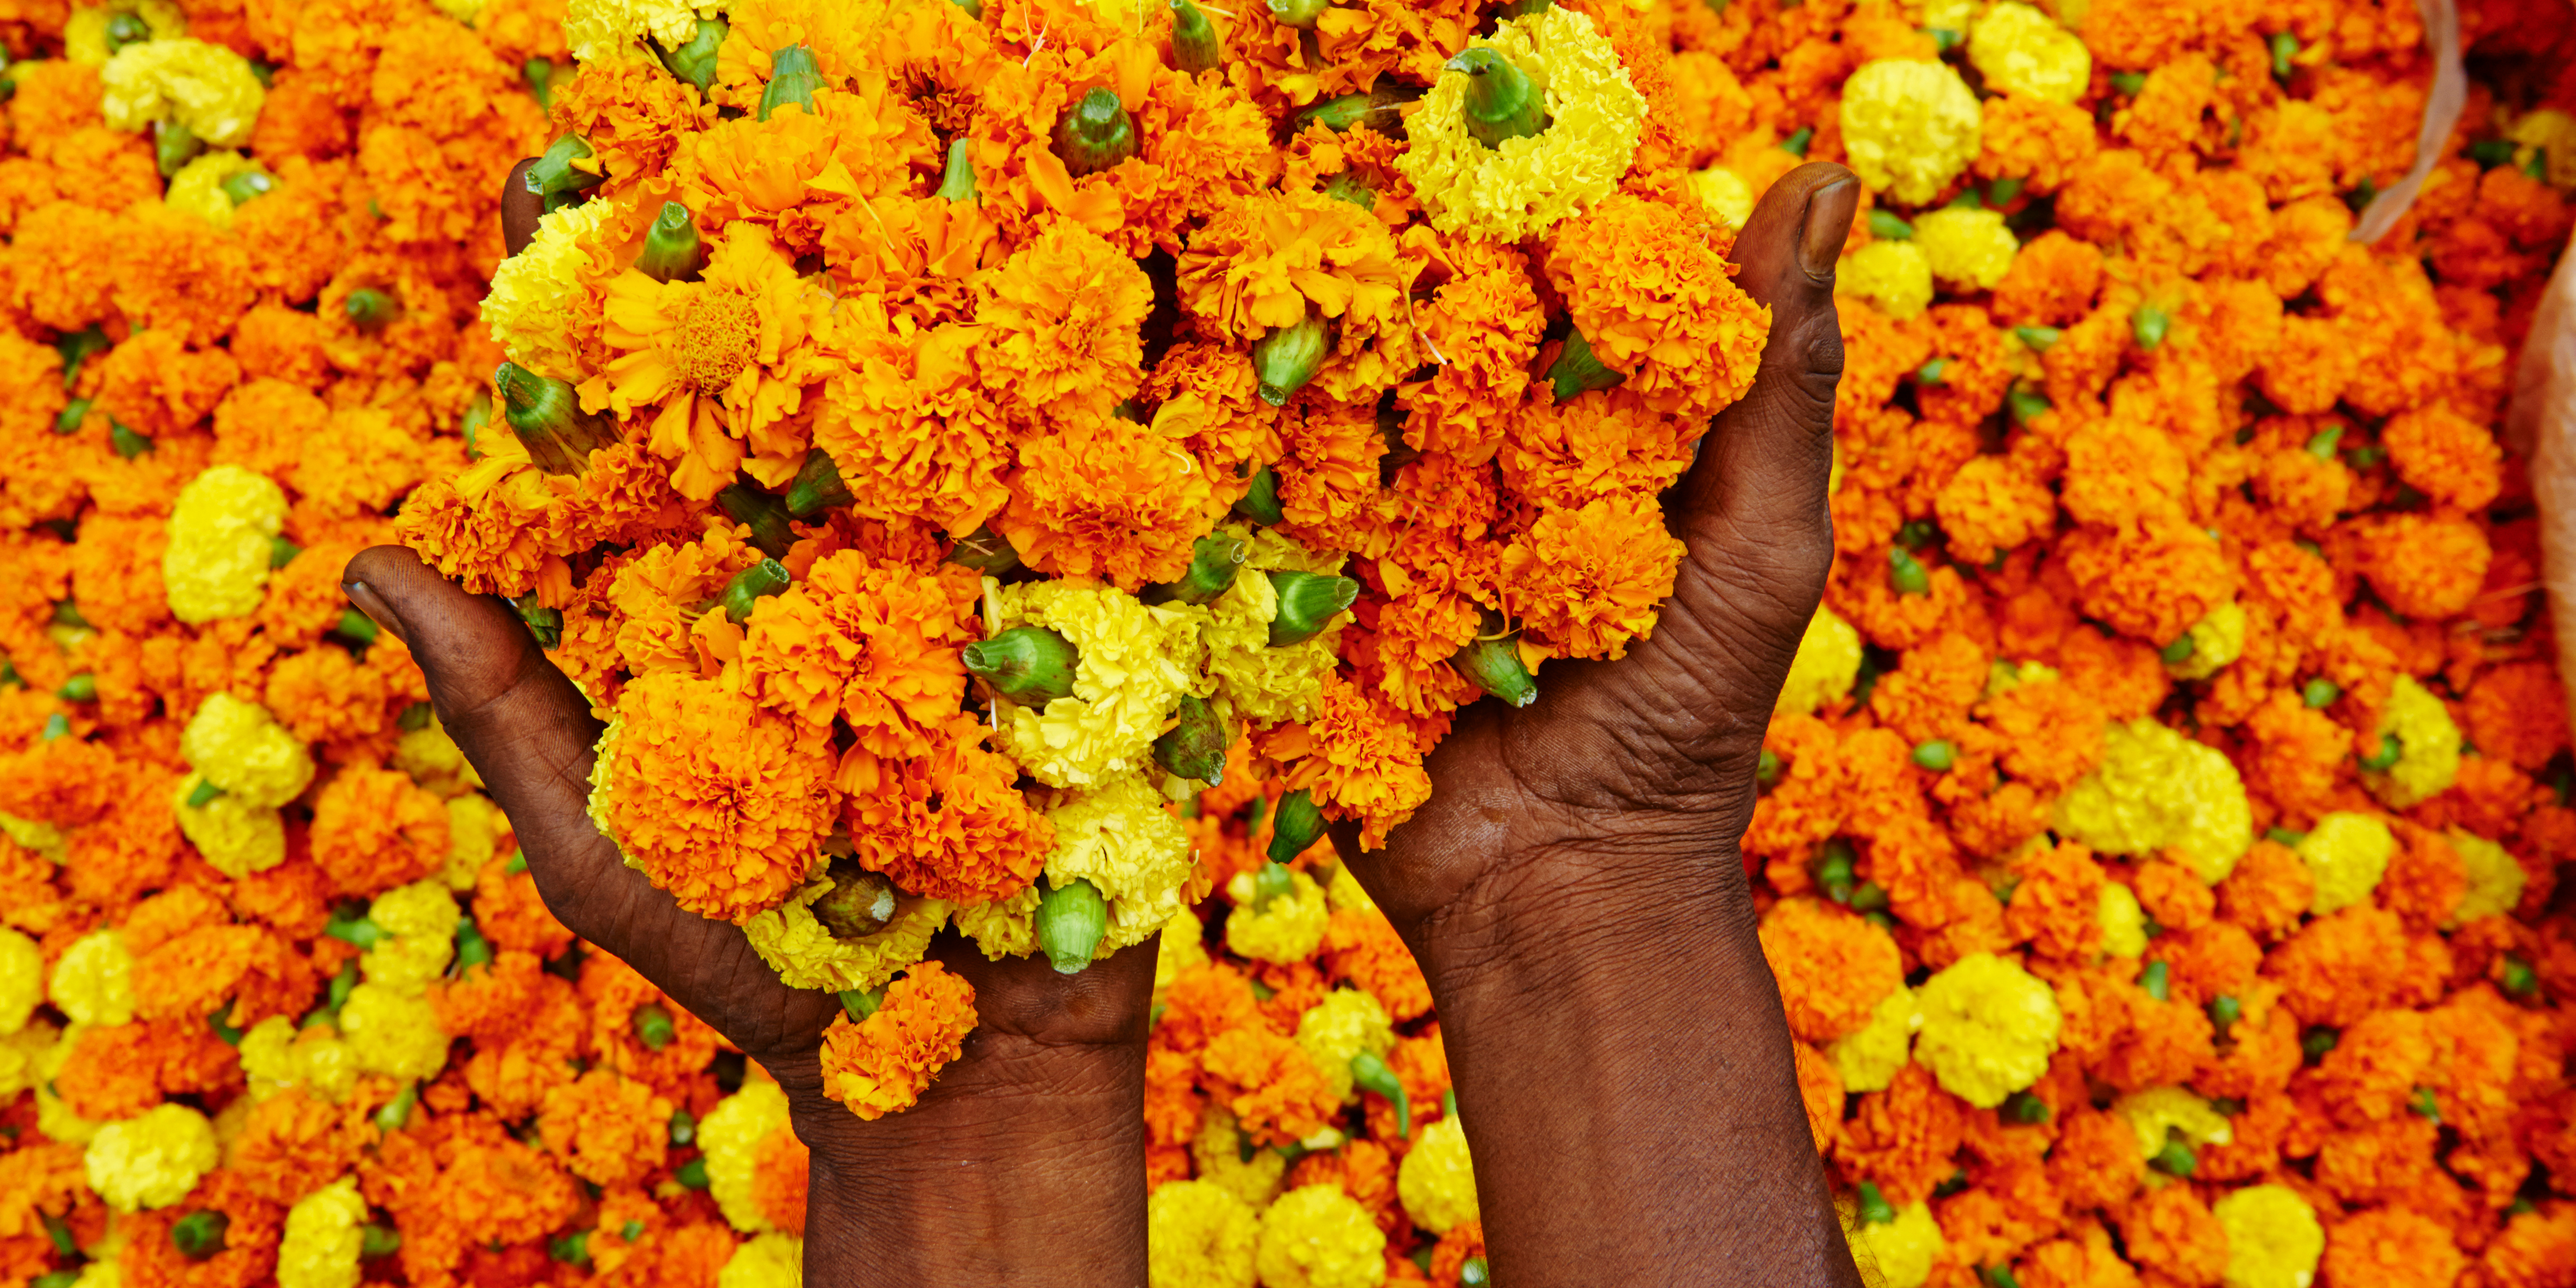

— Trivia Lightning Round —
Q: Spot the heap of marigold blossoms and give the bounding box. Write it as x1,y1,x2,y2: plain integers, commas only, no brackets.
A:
422,0,1783,1123
0,0,2573,1280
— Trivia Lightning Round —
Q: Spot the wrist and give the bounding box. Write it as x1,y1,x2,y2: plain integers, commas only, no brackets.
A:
1407,832,1758,1002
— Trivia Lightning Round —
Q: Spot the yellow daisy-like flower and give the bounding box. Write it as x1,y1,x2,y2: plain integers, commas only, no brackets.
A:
992,580,1204,789
1205,525,1344,726
1395,6,1646,241
1041,773,1197,957
564,0,722,64
163,150,259,230
1840,59,1983,206
99,37,264,147
740,878,951,993
581,221,841,500
485,197,626,383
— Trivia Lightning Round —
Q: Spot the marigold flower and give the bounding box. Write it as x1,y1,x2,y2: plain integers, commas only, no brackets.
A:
1762,898,1906,1045
1395,1116,1475,1237
1966,3,2088,104
2364,674,2462,810
2052,719,2253,884
819,958,977,1120
699,1076,791,1234
100,37,264,147
1254,1184,1385,1288
564,0,721,64
1912,207,2018,291
1913,951,2060,1108
483,196,623,384
84,1102,217,1211
1497,493,1682,661
1149,1180,1262,1288
308,763,450,897
970,217,1153,423
996,411,1220,592
1542,191,1769,420
163,464,287,626
587,670,838,923
740,876,947,993
992,579,1202,789
1828,985,1919,1094
1395,6,1644,241
1841,59,1982,205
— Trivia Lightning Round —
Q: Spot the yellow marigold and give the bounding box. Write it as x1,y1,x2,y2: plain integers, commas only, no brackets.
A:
1912,952,2059,1108
163,464,288,625
2448,828,2525,925
720,1233,802,1288
1039,773,1197,959
1396,1116,1477,1237
700,1078,791,1234
163,150,258,230
846,720,1053,907
361,881,459,997
1192,1106,1288,1211
1966,3,2090,106
2213,1185,2324,1288
337,982,448,1082
972,219,1155,422
1397,6,1646,240
2114,1085,2232,1157
276,1175,367,1288
1691,166,1756,229
183,692,316,807
173,775,285,877
1911,206,2019,291
1294,989,1394,1104
1148,1180,1261,1288
2164,601,2246,681
2364,674,2461,809
440,794,499,891
0,930,34,1038
484,196,622,383
565,0,721,63
1498,493,1684,661
1204,527,1343,726
994,411,1220,593
2052,719,2253,884
99,37,261,145
1226,865,1328,965
2293,813,2396,917
1841,60,1983,205
1543,191,1770,420
1839,239,1935,319
953,881,1042,961
819,959,977,1121
1254,1185,1386,1288
1778,606,1864,715
742,874,949,993
52,930,135,1028
1851,1201,1943,1288
588,671,838,924
240,1017,360,1104
1302,674,1432,850
1829,986,1921,1093
738,548,976,759
2098,880,2148,957
582,220,840,501
63,0,183,64
0,1021,53,1101
85,1103,218,1211
993,580,1203,789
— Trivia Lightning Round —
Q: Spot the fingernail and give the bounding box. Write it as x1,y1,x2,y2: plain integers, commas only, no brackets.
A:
342,580,410,647
1799,178,1857,282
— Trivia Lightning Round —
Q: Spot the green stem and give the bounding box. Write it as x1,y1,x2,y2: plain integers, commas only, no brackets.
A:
1267,0,1328,24
1171,0,1223,74
1253,311,1330,407
1446,48,1548,149
154,120,200,178
719,558,792,624
637,202,704,283
944,524,1021,575
513,593,564,650
221,167,273,205
759,44,823,121
1034,876,1109,974
1233,467,1284,525
1151,694,1231,784
1349,1051,1409,1137
963,626,1081,706
935,136,977,203
1266,788,1325,863
171,1210,228,1260
523,57,555,109
1266,570,1357,646
1146,535,1245,605
54,673,93,703
495,362,617,475
1855,1181,1896,1225
522,134,601,202
838,986,884,1021
185,778,225,808
655,17,727,92
715,481,797,559
813,861,898,941
632,1003,675,1051
785,449,854,518
1453,630,1537,708
1545,327,1625,402
454,917,494,971
1052,86,1139,177
345,288,397,332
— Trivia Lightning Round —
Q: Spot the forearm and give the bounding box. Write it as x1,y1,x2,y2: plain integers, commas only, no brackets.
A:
1417,843,1860,1287
778,1034,1149,1287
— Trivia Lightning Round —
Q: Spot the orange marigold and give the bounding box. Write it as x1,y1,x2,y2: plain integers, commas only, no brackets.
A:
1541,191,1769,421
537,1069,673,1188
1300,674,1433,851
308,763,450,898
1759,897,1904,1044
818,958,978,1121
1199,1023,1338,1148
993,410,1219,592
737,548,976,758
1498,493,1684,661
971,219,1154,422
845,719,1054,906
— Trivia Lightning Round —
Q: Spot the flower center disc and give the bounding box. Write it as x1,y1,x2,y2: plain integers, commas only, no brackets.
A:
673,289,759,393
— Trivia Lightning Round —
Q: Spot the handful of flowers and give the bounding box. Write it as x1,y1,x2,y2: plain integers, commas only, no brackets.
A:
404,0,1773,1118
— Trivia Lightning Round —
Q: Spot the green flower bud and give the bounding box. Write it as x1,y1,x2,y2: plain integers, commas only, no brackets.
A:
1987,176,2026,205
1253,310,1330,407
1268,0,1329,22
2110,71,2146,95
786,449,854,518
1981,1266,2024,1288
655,17,728,90
51,601,89,630
454,916,495,972
1252,860,1295,911
52,398,89,436
109,420,152,459
1445,47,1548,148
637,202,705,284
375,1083,416,1133
1848,881,1888,914
2007,386,2052,425
2159,634,2195,665
2305,425,2343,459
1148,535,1246,605
2131,302,2171,350
522,134,602,204
1781,125,1815,156
719,558,792,625
221,166,274,205
2269,30,2298,79
55,673,94,703
270,534,303,569
360,1224,402,1259
1756,747,1781,785
632,1003,676,1051
2141,958,2169,1002
935,135,977,203
2001,1090,2050,1124
524,57,556,109
1035,875,1109,974
1545,325,1626,402
1917,356,1951,386
1267,789,1326,864
1153,694,1232,784
550,1231,591,1268
1888,546,1930,596
1321,172,1375,210
2359,733,2402,772
1856,1180,1897,1225
1053,85,1139,177
964,626,1081,706
838,986,883,1021
496,363,618,476
155,120,201,178
2504,954,2540,999
1453,631,1538,709
2208,993,2241,1039
2150,1138,2195,1177
2014,325,2061,350
2469,138,2519,169
1266,570,1358,646
2301,677,2340,708
669,1108,697,1146
1234,466,1285,525
714,481,796,560
676,1157,710,1189
1812,839,1857,901
1460,1259,1491,1288
758,44,823,121
1171,0,1223,74
207,1004,243,1046
1349,1050,1409,1137
1292,87,1414,136
813,860,899,942
104,11,148,50
1912,739,1955,771
1867,209,1914,239
514,593,564,650
172,1210,228,1260
186,778,225,809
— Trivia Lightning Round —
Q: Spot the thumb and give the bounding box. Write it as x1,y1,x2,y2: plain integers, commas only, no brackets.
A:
502,157,542,258
1681,162,1856,550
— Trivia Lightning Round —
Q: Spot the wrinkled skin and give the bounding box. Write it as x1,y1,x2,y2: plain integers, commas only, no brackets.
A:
341,159,1857,1285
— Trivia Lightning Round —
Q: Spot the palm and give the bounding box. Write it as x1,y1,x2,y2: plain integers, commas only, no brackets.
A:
1342,164,1854,937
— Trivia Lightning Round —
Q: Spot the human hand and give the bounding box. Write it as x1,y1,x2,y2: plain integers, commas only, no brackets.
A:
326,163,1159,1287
1337,163,1863,1285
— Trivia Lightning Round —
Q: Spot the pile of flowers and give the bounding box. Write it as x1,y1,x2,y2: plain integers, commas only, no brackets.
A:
0,0,2558,1282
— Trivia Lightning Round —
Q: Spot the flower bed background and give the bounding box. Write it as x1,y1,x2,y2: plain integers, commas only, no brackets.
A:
0,0,2562,1286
